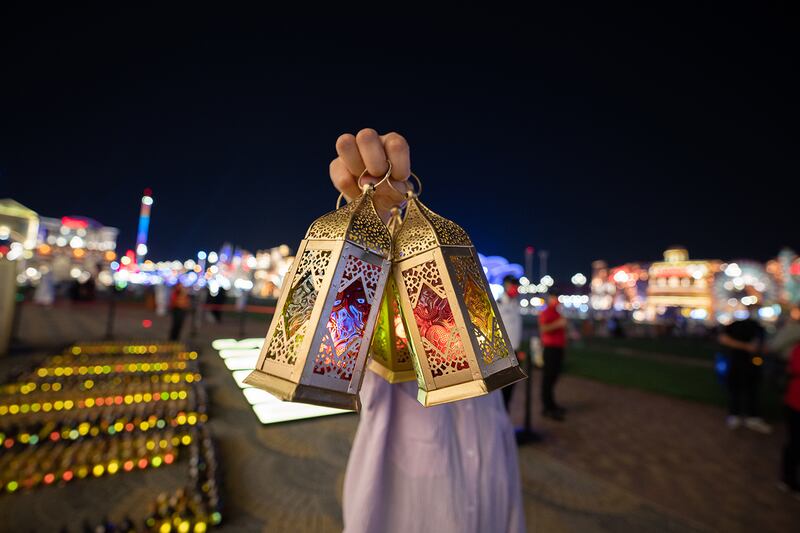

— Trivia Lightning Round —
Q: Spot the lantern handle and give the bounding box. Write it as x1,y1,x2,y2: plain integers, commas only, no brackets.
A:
336,160,394,209
358,159,393,190
381,170,422,200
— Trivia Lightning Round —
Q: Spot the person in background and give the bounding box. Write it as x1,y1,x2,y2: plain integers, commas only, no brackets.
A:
539,291,567,421
154,282,170,316
718,310,771,433
769,304,800,361
33,268,55,306
169,284,191,341
498,275,523,411
778,342,800,498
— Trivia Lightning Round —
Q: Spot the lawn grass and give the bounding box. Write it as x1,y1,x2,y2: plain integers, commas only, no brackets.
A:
582,336,719,360
564,343,784,420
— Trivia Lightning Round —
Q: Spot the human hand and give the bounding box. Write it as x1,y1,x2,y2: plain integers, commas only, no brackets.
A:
329,128,411,220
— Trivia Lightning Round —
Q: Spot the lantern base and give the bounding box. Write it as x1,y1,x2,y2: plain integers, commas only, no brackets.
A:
484,364,528,392
243,369,361,411
367,360,416,384
417,380,487,406
417,365,528,407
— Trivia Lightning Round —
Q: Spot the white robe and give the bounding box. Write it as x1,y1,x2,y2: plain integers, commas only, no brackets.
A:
342,370,526,533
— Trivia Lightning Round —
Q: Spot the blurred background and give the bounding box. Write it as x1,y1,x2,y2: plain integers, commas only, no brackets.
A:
1,4,798,532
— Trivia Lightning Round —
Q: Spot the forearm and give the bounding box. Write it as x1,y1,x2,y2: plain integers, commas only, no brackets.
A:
719,334,754,352
540,318,567,333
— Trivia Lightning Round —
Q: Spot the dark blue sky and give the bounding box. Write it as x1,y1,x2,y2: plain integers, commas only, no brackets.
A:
1,6,797,279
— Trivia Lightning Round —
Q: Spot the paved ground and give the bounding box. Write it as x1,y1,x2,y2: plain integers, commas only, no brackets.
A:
509,378,800,532
2,301,799,532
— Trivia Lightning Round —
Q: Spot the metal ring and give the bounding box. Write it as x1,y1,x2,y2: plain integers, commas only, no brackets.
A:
358,159,393,191
336,160,393,209
382,170,422,199
336,160,395,209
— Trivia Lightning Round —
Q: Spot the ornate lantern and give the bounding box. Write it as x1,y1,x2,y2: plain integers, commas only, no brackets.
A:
244,186,391,410
392,194,526,406
368,277,415,383
368,208,416,383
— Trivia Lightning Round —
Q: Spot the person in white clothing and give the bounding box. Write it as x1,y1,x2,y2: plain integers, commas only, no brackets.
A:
497,275,522,410
330,128,526,533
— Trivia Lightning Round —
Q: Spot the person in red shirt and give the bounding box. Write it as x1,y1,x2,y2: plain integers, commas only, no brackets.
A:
538,292,567,420
169,284,191,341
779,343,800,496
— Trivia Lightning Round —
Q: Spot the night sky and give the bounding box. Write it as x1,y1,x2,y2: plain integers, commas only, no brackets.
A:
2,6,797,280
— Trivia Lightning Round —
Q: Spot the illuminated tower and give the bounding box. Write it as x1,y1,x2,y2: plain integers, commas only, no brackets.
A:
135,188,153,264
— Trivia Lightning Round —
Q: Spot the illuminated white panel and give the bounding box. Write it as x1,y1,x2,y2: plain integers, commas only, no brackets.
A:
236,338,264,349
211,338,263,351
224,354,259,371
242,388,275,405
217,340,351,424
220,348,261,360
231,370,253,389
251,401,348,424
211,339,238,350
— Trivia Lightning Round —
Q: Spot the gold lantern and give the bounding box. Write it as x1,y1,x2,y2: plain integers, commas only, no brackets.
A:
368,207,416,383
392,193,526,406
244,185,392,410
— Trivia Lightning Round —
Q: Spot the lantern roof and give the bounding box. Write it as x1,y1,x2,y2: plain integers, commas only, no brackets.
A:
305,188,392,258
394,197,473,260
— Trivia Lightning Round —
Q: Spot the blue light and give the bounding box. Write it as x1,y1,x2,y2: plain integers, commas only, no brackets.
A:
714,353,728,384
478,253,525,285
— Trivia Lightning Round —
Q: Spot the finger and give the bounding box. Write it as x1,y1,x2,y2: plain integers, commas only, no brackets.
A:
336,133,366,177
356,128,390,178
329,157,361,202
380,132,411,181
